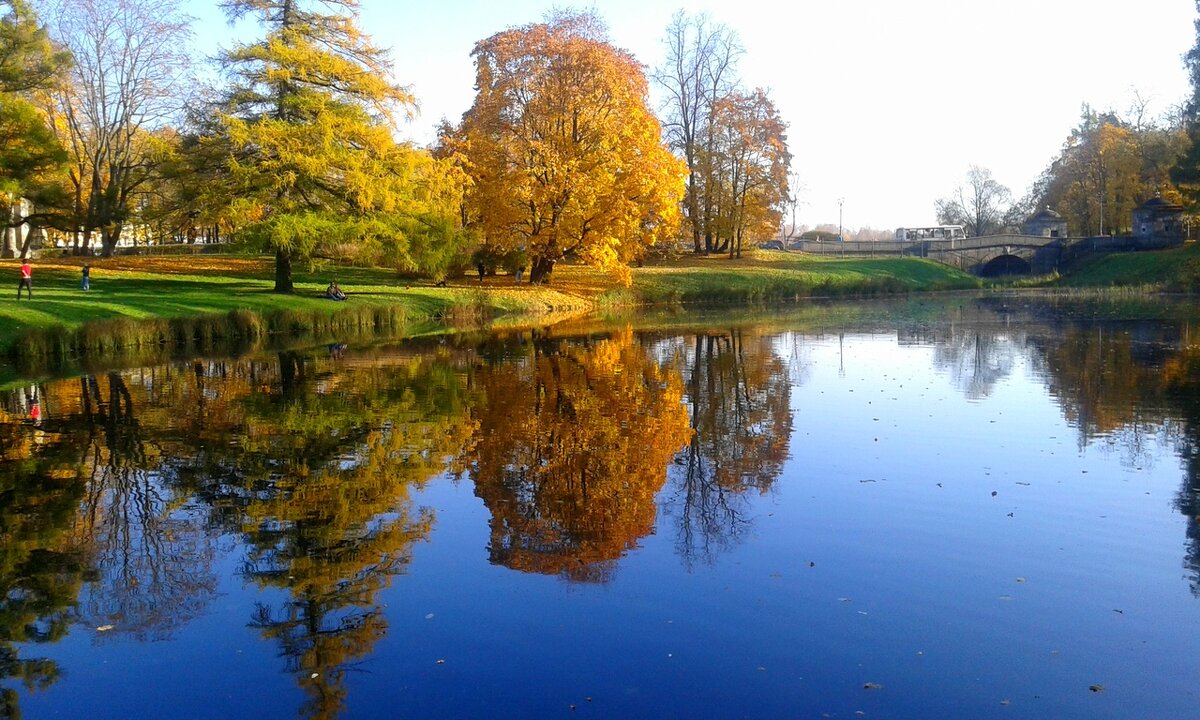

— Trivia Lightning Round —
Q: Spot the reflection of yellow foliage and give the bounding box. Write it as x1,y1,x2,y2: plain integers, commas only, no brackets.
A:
460,329,690,580
1042,329,1163,437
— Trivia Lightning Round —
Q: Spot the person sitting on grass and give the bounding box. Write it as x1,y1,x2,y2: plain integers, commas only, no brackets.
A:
325,281,347,301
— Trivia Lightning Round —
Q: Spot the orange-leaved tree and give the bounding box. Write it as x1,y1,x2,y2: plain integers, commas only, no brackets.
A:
447,11,685,284
707,88,790,258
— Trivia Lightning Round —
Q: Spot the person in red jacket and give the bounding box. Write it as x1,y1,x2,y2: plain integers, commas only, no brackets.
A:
17,260,32,300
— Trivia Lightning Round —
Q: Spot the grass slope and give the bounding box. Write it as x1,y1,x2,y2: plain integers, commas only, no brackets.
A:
0,256,595,353
1055,242,1200,291
621,251,979,304
0,251,983,372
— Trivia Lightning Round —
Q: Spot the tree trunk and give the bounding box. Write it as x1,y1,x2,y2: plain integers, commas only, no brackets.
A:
274,247,295,293
101,223,124,257
18,225,35,259
529,256,555,284
687,177,702,254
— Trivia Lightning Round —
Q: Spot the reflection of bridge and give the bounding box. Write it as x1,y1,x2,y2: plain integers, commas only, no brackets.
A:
790,234,1063,275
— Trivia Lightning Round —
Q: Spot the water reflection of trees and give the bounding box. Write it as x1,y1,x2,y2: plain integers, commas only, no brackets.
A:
655,329,793,569
929,330,1022,399
170,354,471,720
1015,315,1200,596
456,329,691,583
0,396,85,719
1150,343,1200,596
71,373,217,641
899,306,1200,599
6,306,1200,717
0,348,475,719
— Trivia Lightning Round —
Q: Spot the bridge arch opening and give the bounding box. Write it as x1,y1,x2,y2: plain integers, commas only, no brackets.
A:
979,254,1032,277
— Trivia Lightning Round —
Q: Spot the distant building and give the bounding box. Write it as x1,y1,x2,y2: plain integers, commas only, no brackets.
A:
1132,196,1184,243
1024,207,1067,238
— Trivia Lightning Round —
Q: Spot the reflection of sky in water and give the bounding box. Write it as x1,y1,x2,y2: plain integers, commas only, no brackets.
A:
5,317,1200,720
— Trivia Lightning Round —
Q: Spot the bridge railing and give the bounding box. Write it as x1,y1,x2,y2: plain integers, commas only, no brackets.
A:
785,234,1062,258
788,239,922,256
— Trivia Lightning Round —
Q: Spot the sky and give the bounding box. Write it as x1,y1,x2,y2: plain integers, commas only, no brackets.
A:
186,0,1198,231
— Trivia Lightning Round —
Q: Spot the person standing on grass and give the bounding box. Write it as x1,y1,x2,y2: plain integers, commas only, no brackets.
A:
81,264,90,291
17,260,32,300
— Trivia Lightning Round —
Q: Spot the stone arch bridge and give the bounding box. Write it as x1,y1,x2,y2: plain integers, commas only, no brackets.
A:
791,234,1084,276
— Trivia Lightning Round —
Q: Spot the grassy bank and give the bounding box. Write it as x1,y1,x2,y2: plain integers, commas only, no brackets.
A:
616,251,980,304
1,251,980,371
1054,241,1200,291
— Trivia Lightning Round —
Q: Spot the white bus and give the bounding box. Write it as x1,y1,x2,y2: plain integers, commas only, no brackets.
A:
894,225,967,241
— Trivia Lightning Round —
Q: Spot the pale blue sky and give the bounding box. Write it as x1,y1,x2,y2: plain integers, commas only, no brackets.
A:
186,0,1197,230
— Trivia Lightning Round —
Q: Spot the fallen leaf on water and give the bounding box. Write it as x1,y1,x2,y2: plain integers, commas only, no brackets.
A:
96,625,113,632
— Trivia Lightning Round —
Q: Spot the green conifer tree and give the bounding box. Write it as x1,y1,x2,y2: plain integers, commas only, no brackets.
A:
213,0,418,292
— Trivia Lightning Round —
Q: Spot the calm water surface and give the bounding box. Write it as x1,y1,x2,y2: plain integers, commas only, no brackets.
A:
3,297,1200,719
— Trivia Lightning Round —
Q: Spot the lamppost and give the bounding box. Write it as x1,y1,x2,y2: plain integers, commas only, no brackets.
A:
838,197,845,257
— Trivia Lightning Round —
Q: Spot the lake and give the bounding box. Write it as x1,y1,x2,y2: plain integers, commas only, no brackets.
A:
3,295,1200,719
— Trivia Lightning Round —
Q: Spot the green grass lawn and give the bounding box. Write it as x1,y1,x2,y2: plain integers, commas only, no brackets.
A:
1,251,986,352
621,251,981,304
1055,242,1200,290
0,256,598,353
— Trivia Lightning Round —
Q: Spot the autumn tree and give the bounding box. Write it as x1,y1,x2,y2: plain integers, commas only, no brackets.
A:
1172,1,1200,212
708,88,790,257
42,0,194,256
655,11,742,254
934,165,1013,237
0,0,69,258
450,11,685,284
209,0,465,292
1036,105,1186,236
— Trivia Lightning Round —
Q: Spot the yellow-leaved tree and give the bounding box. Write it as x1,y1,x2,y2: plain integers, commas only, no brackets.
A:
446,11,685,284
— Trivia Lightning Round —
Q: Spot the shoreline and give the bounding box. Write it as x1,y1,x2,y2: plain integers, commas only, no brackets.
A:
3,246,1196,380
